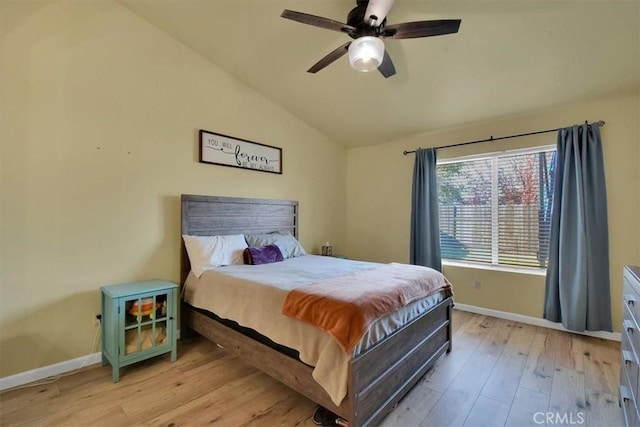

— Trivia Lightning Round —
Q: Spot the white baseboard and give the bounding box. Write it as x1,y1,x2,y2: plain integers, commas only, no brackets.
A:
0,329,181,392
454,303,621,342
0,351,103,392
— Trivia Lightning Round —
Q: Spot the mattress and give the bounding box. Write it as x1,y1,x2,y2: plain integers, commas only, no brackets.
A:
182,255,449,405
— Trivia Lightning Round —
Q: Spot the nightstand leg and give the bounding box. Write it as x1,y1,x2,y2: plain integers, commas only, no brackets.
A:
170,346,177,362
101,353,108,367
112,365,120,383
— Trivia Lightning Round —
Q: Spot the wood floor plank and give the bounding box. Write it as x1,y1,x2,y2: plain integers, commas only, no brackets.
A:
451,309,475,334
0,384,59,425
379,383,441,427
142,387,221,425
451,330,484,354
171,338,229,373
481,350,528,404
186,374,298,426
123,356,258,421
584,388,624,427
422,347,474,393
548,366,587,421
448,314,499,360
519,329,559,395
54,358,215,424
582,336,621,395
47,403,130,426
555,331,585,372
422,351,498,427
238,392,316,427
238,394,316,427
459,313,495,334
178,347,239,378
422,310,483,392
51,366,107,394
476,318,516,358
503,322,537,357
0,312,622,427
142,370,267,425
504,386,550,427
462,395,511,427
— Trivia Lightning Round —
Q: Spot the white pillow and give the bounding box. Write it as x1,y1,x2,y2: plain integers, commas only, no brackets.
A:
182,234,247,278
244,232,307,259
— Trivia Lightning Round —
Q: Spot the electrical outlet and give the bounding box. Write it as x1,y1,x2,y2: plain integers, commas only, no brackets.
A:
95,314,102,326
473,280,481,289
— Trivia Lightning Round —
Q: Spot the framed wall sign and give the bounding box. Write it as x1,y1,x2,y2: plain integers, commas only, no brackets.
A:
199,129,282,174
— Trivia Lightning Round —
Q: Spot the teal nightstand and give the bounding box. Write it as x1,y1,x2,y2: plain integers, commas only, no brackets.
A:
101,280,178,382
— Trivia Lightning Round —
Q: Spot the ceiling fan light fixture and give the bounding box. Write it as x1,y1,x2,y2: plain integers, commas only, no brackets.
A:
348,36,384,72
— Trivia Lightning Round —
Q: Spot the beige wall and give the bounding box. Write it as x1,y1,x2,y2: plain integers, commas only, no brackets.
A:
0,2,347,377
347,92,640,332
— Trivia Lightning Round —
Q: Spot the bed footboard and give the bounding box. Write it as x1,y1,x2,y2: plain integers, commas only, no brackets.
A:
183,296,453,427
350,296,453,426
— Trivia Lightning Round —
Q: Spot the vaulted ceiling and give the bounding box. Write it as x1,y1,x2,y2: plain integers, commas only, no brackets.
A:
120,0,640,147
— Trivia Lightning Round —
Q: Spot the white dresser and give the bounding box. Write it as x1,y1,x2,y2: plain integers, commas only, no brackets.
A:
621,265,640,426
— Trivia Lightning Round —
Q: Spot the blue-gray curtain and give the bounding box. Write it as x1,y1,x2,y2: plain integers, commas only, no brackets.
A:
410,148,442,271
544,124,611,332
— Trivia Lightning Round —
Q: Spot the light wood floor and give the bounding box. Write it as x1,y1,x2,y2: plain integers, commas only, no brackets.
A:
0,310,622,426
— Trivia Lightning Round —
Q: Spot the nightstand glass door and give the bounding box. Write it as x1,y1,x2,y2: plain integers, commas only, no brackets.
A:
121,292,170,356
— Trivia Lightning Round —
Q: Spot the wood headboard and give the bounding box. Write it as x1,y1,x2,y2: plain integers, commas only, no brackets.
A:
180,194,299,284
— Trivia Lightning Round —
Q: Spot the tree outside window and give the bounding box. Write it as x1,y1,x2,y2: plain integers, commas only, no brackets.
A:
437,147,556,269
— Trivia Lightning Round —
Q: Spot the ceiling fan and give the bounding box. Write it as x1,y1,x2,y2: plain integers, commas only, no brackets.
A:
281,0,461,78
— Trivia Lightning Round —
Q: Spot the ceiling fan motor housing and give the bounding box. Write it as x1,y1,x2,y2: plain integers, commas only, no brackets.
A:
347,2,386,39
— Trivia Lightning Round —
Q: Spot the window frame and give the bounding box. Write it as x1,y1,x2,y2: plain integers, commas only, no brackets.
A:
437,144,556,275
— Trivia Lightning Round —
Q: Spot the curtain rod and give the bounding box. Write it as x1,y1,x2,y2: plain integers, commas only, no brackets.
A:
402,120,606,155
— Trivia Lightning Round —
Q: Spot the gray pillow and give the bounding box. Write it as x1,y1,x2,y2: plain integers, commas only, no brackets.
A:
244,232,306,259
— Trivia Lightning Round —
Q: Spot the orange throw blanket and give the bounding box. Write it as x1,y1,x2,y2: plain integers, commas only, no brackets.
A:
281,263,452,353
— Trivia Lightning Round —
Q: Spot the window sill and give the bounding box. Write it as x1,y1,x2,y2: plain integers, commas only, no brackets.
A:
442,260,548,276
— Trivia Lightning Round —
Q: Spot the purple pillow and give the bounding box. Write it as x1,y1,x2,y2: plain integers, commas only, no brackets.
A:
243,244,284,265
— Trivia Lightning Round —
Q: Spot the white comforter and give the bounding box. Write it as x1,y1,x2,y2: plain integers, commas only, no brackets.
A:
183,255,447,405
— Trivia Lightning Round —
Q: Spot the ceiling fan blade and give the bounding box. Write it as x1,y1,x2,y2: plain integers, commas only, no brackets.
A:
383,19,461,39
364,0,396,27
378,50,396,78
281,10,355,34
307,42,352,74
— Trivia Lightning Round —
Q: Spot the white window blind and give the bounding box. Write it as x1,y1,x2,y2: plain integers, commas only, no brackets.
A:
437,147,556,269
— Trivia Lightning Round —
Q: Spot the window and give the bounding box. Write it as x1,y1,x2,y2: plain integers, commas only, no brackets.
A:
437,146,556,269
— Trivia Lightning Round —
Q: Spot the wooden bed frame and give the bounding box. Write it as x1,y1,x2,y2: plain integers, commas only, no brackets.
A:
180,194,453,427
